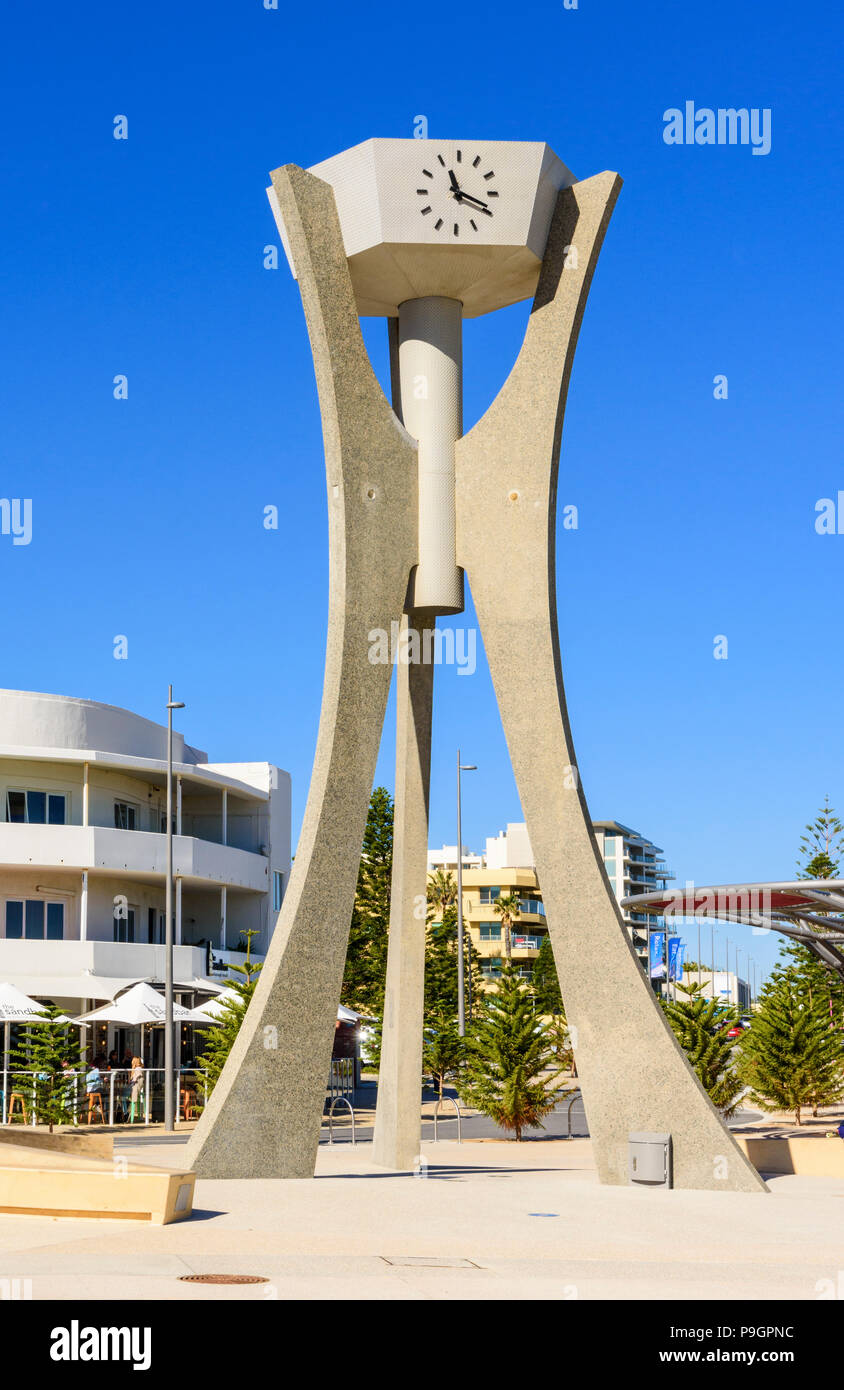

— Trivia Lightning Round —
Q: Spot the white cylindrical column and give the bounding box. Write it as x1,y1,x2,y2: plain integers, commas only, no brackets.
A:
397,295,464,613
80,870,88,942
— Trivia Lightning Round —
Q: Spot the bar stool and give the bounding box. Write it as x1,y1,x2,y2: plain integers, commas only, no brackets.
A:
7,1092,28,1124
87,1092,105,1124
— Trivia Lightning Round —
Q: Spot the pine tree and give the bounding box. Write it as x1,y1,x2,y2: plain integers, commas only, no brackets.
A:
663,981,743,1115
341,787,394,1014
546,1012,575,1075
739,965,844,1124
422,1011,466,1099
789,797,844,1044
531,935,563,1014
796,796,844,881
425,870,484,1019
461,962,566,1139
196,932,263,1097
10,1007,86,1132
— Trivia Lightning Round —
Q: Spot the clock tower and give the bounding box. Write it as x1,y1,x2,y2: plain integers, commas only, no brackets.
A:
185,137,767,1198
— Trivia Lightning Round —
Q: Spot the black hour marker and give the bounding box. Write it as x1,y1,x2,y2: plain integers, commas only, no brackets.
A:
434,218,443,230
484,170,495,180
437,154,446,166
488,190,499,197
416,188,428,195
421,206,432,215
472,155,481,167
456,149,462,161
453,222,459,236
470,218,478,231
422,168,433,178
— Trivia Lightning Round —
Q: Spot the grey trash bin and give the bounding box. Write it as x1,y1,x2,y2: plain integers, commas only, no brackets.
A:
628,1132,672,1188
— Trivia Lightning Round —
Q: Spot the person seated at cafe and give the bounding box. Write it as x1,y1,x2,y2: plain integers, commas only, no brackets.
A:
85,1057,105,1123
107,1049,119,1070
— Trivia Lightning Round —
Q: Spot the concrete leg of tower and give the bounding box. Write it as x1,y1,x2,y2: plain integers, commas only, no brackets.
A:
372,611,435,1170
185,164,418,1178
456,172,766,1193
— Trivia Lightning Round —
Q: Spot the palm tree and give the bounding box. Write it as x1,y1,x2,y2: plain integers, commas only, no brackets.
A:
493,892,520,960
427,868,458,920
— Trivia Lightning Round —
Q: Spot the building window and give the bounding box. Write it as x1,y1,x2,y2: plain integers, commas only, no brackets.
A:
479,887,502,904
6,791,66,824
604,836,617,859
114,802,137,831
479,924,501,940
481,959,503,976
113,909,136,943
147,908,164,944
5,900,64,940
273,871,284,912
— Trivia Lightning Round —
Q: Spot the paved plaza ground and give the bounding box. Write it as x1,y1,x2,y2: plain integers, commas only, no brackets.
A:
0,1128,841,1301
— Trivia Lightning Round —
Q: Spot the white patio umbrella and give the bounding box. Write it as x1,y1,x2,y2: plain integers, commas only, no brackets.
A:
74,981,209,1026
74,980,211,1069
0,981,74,1078
192,993,363,1025
192,988,239,1022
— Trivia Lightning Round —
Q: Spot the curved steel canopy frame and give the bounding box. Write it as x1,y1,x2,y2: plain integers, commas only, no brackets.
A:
621,881,844,978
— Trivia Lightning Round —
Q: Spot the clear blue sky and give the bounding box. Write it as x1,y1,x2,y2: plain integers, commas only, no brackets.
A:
1,0,841,983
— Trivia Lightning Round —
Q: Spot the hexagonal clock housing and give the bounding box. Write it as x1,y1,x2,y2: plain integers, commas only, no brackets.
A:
268,138,576,318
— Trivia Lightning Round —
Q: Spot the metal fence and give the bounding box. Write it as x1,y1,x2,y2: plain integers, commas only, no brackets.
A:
0,1067,208,1127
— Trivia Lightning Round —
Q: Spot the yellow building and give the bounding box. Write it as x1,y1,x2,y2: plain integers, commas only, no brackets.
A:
459,867,548,987
430,819,672,990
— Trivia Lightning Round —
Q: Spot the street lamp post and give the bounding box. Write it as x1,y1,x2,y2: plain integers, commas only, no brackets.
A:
736,947,742,1012
165,684,185,1132
456,750,477,1037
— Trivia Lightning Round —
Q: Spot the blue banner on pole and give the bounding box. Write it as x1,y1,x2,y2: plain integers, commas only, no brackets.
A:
649,931,666,979
668,936,685,982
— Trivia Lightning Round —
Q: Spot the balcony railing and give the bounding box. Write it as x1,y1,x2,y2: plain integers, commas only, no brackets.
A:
476,898,546,918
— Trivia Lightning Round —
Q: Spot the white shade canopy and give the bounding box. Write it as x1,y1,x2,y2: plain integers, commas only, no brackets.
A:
0,981,71,1024
192,988,239,1022
74,981,209,1027
192,993,361,1025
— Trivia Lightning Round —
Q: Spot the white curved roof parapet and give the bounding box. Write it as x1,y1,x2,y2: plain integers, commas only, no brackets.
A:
0,688,206,764
0,689,282,800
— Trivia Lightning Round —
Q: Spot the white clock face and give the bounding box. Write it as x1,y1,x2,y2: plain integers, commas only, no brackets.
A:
415,149,500,236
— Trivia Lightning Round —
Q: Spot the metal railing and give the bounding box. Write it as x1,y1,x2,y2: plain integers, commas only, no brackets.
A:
477,898,546,917
564,1089,582,1139
0,1067,207,1127
325,1096,356,1145
431,1096,462,1143
328,1057,354,1101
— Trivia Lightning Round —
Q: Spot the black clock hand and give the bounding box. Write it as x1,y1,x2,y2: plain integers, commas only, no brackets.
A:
458,191,489,211
448,169,462,195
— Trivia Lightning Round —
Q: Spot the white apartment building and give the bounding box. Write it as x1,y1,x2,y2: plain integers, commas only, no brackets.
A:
591,820,673,961
0,690,291,1062
429,819,673,968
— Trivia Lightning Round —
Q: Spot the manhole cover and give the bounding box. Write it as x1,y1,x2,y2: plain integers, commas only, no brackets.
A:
178,1274,270,1285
